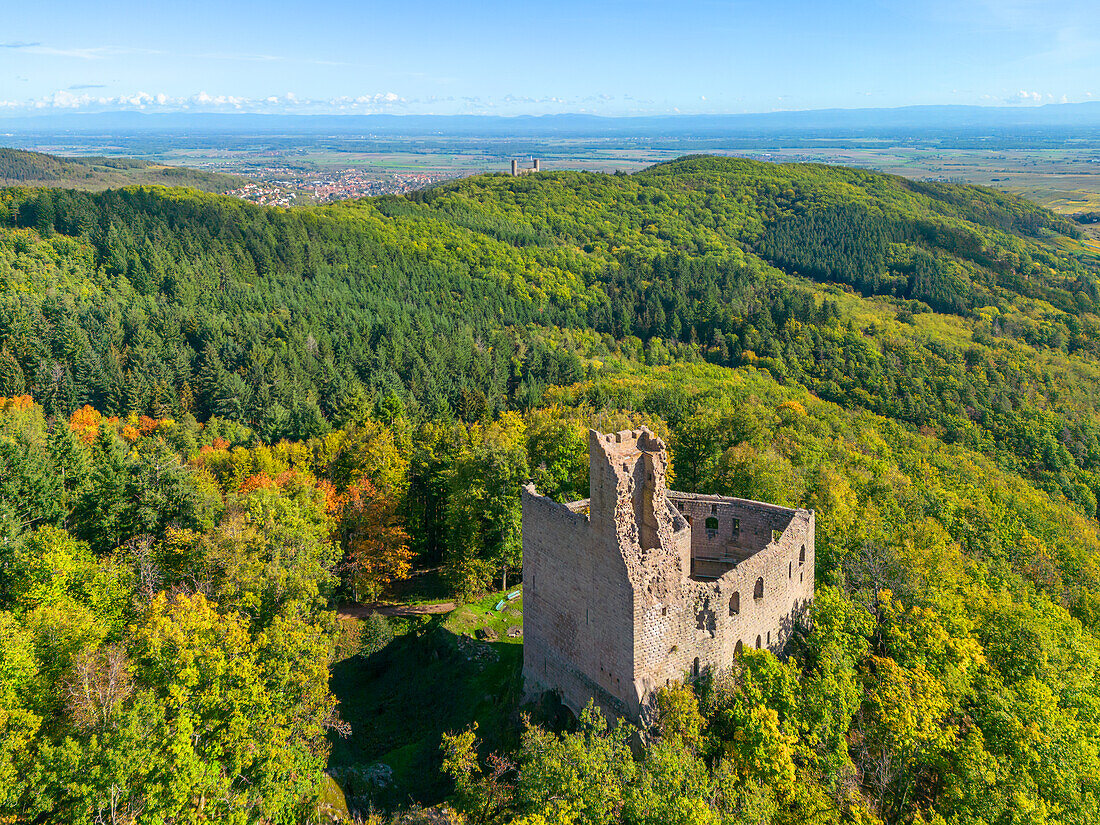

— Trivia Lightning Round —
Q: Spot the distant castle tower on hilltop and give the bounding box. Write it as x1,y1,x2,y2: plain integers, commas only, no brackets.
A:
511,158,541,176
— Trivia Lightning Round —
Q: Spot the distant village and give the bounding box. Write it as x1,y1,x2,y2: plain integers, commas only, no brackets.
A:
226,166,464,206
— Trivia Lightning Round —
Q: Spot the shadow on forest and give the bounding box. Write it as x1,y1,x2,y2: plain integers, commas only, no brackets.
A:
326,616,525,813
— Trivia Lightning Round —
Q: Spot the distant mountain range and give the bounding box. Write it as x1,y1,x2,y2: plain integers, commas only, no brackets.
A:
3,102,1100,136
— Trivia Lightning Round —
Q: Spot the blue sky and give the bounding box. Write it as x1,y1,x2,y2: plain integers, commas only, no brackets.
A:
0,0,1096,116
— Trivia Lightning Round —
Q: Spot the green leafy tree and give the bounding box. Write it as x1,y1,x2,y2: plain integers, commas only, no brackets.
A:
203,477,338,625
0,612,40,813
514,704,636,825
446,412,529,597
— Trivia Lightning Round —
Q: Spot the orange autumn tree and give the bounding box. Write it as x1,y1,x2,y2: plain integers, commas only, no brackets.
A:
336,478,413,602
0,395,35,413
69,405,103,444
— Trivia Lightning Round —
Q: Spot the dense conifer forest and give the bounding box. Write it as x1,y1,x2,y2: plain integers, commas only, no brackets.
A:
2,156,1100,823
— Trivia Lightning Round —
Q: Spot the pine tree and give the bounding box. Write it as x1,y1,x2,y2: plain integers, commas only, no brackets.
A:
0,349,25,396
71,427,128,555
46,419,90,508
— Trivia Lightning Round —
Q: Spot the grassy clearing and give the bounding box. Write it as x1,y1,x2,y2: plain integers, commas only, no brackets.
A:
443,587,524,642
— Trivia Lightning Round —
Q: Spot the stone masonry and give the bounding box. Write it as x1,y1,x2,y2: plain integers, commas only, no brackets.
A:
521,427,815,724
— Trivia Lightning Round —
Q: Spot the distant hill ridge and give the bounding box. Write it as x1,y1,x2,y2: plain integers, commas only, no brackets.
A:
3,101,1100,136
0,147,84,182
0,146,245,192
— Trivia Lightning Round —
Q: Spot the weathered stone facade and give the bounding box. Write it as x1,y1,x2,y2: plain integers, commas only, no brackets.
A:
522,427,815,724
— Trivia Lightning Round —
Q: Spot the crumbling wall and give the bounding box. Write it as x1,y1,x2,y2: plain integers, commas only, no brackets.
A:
669,493,798,576
633,506,814,705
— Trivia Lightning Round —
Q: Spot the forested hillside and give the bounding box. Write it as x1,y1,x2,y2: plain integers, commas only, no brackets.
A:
0,147,245,192
3,157,1100,824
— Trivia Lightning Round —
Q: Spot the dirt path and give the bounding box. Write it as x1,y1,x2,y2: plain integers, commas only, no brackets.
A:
338,601,456,619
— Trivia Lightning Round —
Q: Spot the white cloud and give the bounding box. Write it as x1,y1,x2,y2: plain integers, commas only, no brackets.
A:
0,87,791,118
0,88,414,115
1,41,356,68
4,43,163,60
1006,89,1043,104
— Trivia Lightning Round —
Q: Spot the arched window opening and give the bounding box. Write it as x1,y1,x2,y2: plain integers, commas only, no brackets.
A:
693,657,700,678
788,561,792,579
735,640,743,655
799,545,806,564
755,635,761,649
729,591,740,615
754,577,764,600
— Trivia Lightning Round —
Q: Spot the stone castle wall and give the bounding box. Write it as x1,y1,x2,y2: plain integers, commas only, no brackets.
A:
521,488,638,719
522,427,815,724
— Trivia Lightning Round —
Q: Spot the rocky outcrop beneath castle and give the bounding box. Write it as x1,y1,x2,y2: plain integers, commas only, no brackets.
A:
522,427,814,725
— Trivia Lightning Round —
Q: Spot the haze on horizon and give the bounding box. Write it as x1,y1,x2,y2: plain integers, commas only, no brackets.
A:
1,0,1097,118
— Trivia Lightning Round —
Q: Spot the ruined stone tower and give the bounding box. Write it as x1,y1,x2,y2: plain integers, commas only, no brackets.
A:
521,427,814,724
510,158,541,176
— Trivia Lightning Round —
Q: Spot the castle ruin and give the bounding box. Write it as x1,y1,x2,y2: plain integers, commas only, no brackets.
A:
511,158,541,176
521,427,815,724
